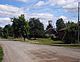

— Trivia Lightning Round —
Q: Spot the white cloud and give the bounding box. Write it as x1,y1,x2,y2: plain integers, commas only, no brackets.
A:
0,12,55,29
34,1,48,7
49,0,77,6
49,0,66,6
63,2,78,12
34,0,79,12
0,4,25,27
0,4,24,17
25,13,56,29
59,16,69,23
59,15,77,23
0,4,55,28
49,0,79,12
0,18,12,27
26,13,54,19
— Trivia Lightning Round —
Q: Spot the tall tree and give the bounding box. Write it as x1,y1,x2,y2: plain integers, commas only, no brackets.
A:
11,14,29,41
29,18,44,39
11,17,21,38
18,14,29,40
56,18,65,31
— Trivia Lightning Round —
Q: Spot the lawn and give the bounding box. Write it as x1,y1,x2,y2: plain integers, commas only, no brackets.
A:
0,47,3,62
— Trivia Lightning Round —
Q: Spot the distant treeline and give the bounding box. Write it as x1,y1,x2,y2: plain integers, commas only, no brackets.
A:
0,14,80,44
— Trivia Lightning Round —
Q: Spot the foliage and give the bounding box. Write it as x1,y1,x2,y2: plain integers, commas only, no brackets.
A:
56,19,80,44
0,27,3,37
0,47,3,62
2,24,12,38
56,18,66,31
11,14,29,40
63,22,79,44
29,18,44,38
0,14,80,44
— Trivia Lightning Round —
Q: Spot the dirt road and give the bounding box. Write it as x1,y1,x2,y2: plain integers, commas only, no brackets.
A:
0,40,80,62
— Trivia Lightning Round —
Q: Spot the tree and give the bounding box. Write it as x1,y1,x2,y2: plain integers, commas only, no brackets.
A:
11,17,21,38
3,24,12,38
0,27,3,38
63,22,79,44
29,18,44,39
56,18,65,31
18,14,29,40
11,14,29,41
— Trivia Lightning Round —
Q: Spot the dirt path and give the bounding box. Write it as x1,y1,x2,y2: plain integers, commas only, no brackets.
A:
0,41,80,62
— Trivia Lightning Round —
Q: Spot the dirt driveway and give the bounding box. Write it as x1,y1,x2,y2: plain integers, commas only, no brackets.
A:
0,40,80,62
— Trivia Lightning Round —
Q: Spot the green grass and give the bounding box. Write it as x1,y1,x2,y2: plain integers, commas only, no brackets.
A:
27,38,80,48
12,38,24,41
11,38,80,48
0,47,3,62
28,38,63,45
52,44,80,48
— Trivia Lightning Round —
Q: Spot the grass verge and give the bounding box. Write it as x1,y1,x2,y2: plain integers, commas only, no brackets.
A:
27,38,63,45
52,44,80,48
0,47,3,62
10,38,80,48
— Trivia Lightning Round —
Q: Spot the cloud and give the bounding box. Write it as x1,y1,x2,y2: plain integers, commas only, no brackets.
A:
0,4,25,27
49,0,66,6
0,4,24,17
63,2,78,12
34,0,79,12
49,0,77,6
0,4,55,28
35,0,77,7
59,15,77,23
26,13,54,19
49,0,79,12
59,16,69,23
34,1,48,7
0,12,55,28
0,18,12,27
24,13,56,29
15,0,28,2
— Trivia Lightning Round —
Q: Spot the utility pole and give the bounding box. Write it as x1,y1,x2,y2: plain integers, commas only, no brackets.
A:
78,2,80,43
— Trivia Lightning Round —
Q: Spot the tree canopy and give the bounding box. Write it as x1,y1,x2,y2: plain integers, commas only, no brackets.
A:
56,18,66,31
11,14,29,40
29,18,44,38
0,14,80,44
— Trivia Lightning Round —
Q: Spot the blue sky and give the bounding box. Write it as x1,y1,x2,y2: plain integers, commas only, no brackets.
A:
0,0,80,28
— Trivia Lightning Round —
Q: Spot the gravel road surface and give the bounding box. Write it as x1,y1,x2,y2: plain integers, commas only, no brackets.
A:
0,40,80,62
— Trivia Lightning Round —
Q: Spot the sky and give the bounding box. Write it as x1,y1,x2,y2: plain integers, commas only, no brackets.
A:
0,0,80,28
